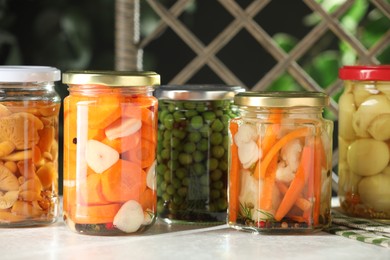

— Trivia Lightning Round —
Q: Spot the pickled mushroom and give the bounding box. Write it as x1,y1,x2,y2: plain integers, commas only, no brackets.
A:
0,165,19,191
367,114,390,141
338,93,356,140
358,172,390,212
352,84,380,107
347,138,389,177
377,84,390,97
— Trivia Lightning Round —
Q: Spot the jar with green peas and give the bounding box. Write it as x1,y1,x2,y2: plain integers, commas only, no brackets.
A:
155,85,245,224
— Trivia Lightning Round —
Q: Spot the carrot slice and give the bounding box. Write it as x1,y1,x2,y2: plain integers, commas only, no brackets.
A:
140,124,157,144
258,154,278,211
259,127,311,179
79,173,108,205
228,121,240,223
139,188,156,211
274,144,314,221
88,95,122,129
122,139,156,169
101,159,147,203
101,131,141,154
123,105,155,126
71,203,121,224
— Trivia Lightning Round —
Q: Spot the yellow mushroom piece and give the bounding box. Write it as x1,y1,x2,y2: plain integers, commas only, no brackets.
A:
352,84,380,107
347,138,389,177
0,190,19,209
338,93,356,140
0,165,19,191
358,170,390,212
367,114,390,141
352,95,390,138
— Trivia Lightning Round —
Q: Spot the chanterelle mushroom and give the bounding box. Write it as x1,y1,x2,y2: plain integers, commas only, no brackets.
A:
0,165,19,191
0,112,44,149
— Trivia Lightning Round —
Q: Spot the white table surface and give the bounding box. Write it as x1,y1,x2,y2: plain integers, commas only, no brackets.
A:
1,198,389,260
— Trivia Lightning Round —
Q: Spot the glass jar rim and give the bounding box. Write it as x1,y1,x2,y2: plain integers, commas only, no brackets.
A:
234,91,329,107
0,66,60,83
339,65,390,81
155,84,246,100
62,70,160,87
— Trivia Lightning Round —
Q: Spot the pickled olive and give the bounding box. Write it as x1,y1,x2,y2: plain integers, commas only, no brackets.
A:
339,66,390,219
347,139,389,177
156,97,239,223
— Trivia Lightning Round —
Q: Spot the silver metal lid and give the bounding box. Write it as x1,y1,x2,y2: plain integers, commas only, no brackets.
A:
155,85,246,100
234,91,329,107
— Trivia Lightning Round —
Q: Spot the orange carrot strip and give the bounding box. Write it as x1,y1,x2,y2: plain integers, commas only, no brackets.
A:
259,127,311,179
123,138,156,169
276,181,312,212
258,154,278,211
274,145,314,221
313,137,324,225
228,121,240,223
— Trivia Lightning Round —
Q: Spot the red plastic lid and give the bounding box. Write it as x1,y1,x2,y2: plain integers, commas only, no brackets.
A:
339,65,390,81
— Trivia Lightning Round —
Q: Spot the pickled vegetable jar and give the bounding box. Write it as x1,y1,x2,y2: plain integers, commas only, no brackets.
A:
0,66,61,226
155,85,244,224
62,71,160,235
228,92,333,233
338,65,390,220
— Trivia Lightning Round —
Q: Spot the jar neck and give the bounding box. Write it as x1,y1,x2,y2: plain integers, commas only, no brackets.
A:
68,84,155,96
238,106,324,119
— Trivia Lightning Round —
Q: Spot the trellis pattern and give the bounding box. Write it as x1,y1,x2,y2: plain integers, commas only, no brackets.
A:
115,0,390,192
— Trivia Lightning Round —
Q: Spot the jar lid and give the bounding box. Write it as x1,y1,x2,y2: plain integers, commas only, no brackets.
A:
155,85,246,100
0,66,60,82
62,71,160,87
234,91,329,107
339,65,390,81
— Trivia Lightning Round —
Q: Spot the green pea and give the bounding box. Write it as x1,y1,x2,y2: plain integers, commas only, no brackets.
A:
211,119,224,132
163,170,171,182
193,163,206,176
166,184,175,195
217,198,228,210
171,137,180,148
213,180,224,190
175,168,186,180
200,174,209,185
157,130,163,142
210,132,223,145
173,195,183,205
184,142,196,153
157,187,163,197
185,110,198,118
156,164,167,175
212,145,225,158
218,160,228,171
215,110,223,117
171,150,179,160
196,103,207,112
189,132,201,143
162,192,171,201
157,200,164,213
163,114,174,130
182,177,190,186
223,135,229,150
172,129,186,140
190,115,203,129
168,160,179,170
157,155,163,163
173,111,185,122
221,114,230,126
211,169,223,181
211,189,220,199
168,103,176,112
203,111,216,122
172,178,182,189
197,139,209,152
208,158,219,171
179,153,192,165
193,150,205,162
160,181,167,191
161,148,170,160
163,130,172,140
184,102,196,110
162,138,171,149
199,124,210,137
177,187,187,197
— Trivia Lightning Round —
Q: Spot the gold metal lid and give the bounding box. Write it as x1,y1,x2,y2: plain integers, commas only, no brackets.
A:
234,91,329,107
62,71,160,87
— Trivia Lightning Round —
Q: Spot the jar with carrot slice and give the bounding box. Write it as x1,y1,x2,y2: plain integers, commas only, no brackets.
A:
228,91,333,233
0,66,61,226
154,85,245,224
62,71,160,235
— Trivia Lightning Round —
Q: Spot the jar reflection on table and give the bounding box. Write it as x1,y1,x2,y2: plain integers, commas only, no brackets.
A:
154,85,245,224
0,66,61,226
228,91,333,233
62,71,160,235
338,65,390,220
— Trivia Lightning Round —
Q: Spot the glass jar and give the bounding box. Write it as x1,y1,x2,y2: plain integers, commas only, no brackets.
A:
228,91,333,233
154,85,245,224
338,65,390,220
0,66,61,226
62,71,160,235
